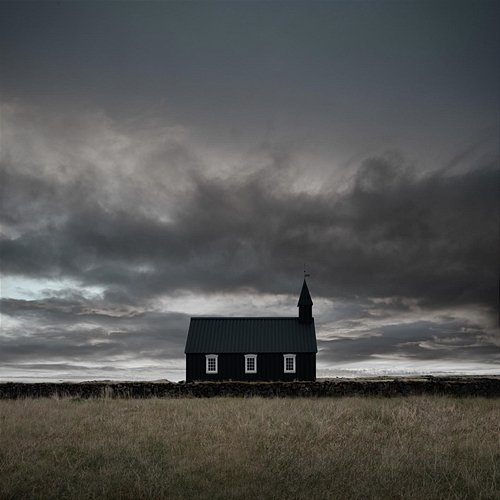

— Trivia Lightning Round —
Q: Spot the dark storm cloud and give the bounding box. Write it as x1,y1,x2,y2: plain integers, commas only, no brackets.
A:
0,295,189,364
1,1,498,161
317,321,500,365
1,145,497,312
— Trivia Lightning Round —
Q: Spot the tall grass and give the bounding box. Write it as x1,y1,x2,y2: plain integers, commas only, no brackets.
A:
0,397,499,499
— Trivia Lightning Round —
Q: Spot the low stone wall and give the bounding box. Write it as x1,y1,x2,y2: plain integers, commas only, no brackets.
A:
0,377,499,399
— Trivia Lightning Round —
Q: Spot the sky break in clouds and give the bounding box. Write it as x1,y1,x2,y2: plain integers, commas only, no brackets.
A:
0,1,499,380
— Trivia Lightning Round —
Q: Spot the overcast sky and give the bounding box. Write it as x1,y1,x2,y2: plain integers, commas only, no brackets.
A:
1,1,499,381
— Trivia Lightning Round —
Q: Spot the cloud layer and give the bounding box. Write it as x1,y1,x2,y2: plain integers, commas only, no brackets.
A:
1,104,498,379
2,105,498,301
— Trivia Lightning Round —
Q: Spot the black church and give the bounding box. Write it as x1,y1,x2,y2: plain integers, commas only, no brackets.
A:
184,280,317,382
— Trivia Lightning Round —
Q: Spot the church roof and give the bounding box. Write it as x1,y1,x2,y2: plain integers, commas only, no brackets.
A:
184,317,317,354
297,279,313,306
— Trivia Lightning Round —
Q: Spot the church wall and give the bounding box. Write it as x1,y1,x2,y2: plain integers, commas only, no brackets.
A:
186,353,316,382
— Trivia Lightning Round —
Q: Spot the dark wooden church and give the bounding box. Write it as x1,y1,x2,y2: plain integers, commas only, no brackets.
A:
184,280,317,382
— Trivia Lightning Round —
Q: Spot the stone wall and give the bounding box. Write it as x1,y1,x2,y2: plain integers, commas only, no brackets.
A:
1,377,499,399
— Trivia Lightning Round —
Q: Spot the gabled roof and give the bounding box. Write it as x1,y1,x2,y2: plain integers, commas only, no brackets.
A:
185,317,317,354
297,279,313,306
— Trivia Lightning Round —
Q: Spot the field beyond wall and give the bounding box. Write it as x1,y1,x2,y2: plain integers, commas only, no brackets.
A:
1,397,499,499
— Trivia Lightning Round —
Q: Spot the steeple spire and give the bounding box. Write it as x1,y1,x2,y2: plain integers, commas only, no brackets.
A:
297,278,313,323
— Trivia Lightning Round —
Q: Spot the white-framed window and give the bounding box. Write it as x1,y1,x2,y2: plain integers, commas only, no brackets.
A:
283,354,296,373
244,354,257,374
206,354,218,374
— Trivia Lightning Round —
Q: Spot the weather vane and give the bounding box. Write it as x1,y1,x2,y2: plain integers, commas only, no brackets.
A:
303,263,310,279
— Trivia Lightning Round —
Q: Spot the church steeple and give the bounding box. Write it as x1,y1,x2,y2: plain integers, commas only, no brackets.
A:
297,279,313,323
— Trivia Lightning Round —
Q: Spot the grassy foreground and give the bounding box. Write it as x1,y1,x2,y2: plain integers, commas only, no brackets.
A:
0,397,499,499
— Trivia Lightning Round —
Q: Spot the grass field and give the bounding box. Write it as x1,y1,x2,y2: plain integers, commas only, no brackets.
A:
0,396,499,499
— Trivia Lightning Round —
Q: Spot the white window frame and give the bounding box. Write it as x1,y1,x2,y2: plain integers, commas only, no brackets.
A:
244,354,257,374
205,354,218,374
283,354,296,373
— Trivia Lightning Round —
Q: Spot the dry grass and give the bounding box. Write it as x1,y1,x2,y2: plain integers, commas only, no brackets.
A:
0,396,499,499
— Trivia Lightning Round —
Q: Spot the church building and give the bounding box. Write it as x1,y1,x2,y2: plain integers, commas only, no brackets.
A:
184,279,317,382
